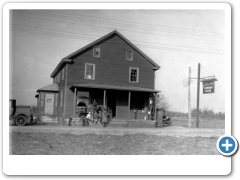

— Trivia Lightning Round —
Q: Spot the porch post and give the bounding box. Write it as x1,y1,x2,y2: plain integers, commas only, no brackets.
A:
103,89,106,108
128,91,131,119
73,87,77,118
154,93,157,121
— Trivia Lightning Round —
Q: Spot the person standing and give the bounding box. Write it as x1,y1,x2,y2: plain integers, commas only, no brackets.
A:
93,100,97,113
102,108,109,127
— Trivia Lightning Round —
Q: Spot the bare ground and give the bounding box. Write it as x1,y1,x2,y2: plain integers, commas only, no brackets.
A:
10,131,219,155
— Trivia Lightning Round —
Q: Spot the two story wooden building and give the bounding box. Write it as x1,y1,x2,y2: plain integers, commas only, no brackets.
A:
36,30,160,120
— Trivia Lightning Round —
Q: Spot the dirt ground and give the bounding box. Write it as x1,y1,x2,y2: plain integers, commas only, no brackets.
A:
171,118,225,129
10,132,219,155
9,124,223,155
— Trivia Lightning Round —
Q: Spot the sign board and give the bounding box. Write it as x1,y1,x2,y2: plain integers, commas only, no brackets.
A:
202,79,216,94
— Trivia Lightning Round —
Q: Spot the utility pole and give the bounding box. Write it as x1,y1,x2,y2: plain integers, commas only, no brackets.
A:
196,63,201,128
188,67,191,127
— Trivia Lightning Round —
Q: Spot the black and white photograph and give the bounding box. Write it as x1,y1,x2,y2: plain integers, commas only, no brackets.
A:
2,2,234,176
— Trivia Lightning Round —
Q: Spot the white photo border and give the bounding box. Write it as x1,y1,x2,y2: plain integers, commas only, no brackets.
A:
3,2,231,175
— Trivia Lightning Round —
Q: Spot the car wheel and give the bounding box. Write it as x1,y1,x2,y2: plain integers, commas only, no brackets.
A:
15,115,27,126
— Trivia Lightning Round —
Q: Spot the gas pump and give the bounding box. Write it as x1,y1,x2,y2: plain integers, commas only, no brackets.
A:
148,97,154,120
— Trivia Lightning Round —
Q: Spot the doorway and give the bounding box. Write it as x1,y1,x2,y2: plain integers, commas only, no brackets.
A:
44,93,54,115
107,91,117,118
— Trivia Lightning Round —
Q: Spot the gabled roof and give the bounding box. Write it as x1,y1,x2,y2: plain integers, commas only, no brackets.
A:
70,83,160,93
50,30,160,78
36,83,59,92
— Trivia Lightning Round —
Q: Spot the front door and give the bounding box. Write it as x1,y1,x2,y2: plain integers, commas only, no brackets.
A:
44,93,54,115
107,91,117,118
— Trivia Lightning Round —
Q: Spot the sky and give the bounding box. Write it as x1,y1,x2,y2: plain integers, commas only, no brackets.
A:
9,9,226,113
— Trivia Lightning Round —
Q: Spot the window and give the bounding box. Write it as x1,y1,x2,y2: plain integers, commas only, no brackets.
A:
126,51,133,61
130,92,145,111
47,99,52,103
76,91,90,107
93,46,100,58
62,68,64,80
40,93,44,107
129,67,139,83
54,93,58,108
85,63,95,80
60,90,63,108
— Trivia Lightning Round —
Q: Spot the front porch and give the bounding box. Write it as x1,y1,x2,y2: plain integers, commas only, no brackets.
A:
70,83,159,120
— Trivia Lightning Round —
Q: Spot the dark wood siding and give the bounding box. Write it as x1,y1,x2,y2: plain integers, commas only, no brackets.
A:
67,35,155,89
56,66,66,117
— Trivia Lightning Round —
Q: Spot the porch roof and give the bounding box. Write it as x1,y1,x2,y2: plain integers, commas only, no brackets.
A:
36,83,59,92
70,83,160,93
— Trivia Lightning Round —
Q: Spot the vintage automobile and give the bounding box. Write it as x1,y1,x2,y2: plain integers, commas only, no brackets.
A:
9,99,38,126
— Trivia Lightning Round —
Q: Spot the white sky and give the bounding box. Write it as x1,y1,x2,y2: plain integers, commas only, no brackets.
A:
9,9,226,113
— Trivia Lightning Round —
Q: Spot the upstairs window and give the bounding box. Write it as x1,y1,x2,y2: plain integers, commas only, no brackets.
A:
56,73,60,83
129,67,139,83
85,63,95,80
126,50,133,61
93,46,100,58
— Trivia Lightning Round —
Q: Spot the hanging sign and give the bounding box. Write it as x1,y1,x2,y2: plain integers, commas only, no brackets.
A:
202,78,216,94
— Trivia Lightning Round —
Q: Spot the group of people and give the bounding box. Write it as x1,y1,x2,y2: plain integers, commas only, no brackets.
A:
79,101,110,127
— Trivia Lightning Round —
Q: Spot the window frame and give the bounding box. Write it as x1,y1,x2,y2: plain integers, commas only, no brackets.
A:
85,63,96,80
93,46,100,58
129,67,139,83
126,50,133,61
54,93,58,108
40,92,44,107
60,90,63,108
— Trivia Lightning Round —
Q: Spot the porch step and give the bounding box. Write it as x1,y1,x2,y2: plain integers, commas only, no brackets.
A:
108,119,156,127
41,116,58,123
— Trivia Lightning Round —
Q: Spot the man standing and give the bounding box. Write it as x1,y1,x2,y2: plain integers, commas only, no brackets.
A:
93,100,97,113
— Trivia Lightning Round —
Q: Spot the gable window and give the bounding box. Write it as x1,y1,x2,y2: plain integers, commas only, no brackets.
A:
129,67,139,83
85,63,95,80
126,50,133,61
93,46,100,58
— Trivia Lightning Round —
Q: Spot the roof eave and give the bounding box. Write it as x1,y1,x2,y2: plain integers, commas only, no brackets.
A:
70,84,160,93
50,59,72,78
36,89,59,93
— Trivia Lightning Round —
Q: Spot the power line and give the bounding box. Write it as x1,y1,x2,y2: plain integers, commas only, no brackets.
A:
27,11,225,39
201,68,211,77
12,24,224,53
13,12,225,43
12,48,57,66
34,10,225,39
201,66,215,76
12,26,225,56
52,10,224,37
202,61,225,69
